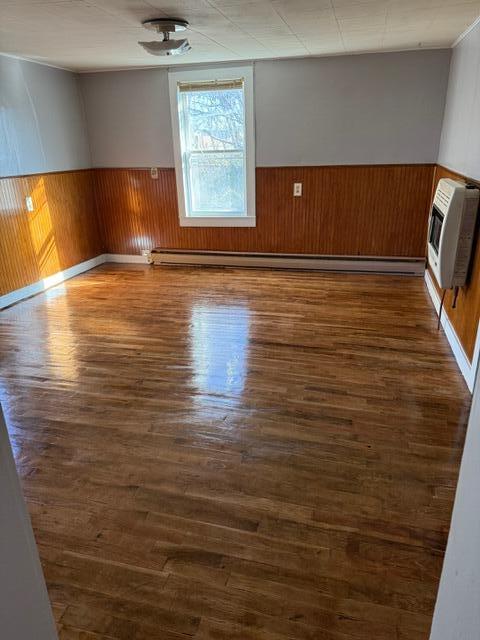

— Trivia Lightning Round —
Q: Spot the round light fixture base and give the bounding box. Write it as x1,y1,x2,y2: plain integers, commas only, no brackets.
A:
142,18,189,33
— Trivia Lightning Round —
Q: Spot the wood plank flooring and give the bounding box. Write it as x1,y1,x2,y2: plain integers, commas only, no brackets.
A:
0,264,471,640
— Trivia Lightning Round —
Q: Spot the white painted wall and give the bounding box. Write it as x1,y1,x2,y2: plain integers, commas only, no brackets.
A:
438,20,480,181
0,48,451,174
79,68,173,168
0,54,90,177
429,23,480,637
0,405,57,639
255,51,450,166
430,368,480,640
80,49,451,168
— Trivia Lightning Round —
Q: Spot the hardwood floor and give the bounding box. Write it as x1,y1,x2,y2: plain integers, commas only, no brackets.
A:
0,264,471,640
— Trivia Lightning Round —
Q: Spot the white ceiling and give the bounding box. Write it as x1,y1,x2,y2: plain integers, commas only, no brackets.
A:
1,0,479,72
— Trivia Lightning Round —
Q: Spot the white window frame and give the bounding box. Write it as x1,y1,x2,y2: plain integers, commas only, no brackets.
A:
168,65,256,227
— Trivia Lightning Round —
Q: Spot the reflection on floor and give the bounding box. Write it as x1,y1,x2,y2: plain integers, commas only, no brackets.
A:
0,264,471,640
190,302,250,398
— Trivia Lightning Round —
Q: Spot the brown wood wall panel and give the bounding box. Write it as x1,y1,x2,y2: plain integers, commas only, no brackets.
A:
93,164,435,257
428,165,480,362
0,170,102,296
1,164,435,298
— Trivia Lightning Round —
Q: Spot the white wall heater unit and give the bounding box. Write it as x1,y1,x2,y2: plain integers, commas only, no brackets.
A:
428,178,479,289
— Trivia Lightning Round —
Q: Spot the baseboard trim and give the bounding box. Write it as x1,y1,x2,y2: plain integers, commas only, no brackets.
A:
0,253,154,309
149,250,425,275
424,269,479,392
0,254,106,310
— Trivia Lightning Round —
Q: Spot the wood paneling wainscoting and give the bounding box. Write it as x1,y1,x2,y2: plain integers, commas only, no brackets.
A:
428,165,480,362
1,164,434,301
93,164,435,257
0,170,102,296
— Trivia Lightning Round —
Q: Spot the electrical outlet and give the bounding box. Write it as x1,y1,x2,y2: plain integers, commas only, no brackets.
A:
150,167,158,179
293,182,302,197
25,196,34,212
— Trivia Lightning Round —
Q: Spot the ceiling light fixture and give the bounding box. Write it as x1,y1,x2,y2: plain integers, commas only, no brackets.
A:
139,18,191,57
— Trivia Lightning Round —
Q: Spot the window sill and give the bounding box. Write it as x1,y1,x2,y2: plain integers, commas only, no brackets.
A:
179,216,256,228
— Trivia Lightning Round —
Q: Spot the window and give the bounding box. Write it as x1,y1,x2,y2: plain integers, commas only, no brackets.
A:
429,205,444,255
169,66,255,227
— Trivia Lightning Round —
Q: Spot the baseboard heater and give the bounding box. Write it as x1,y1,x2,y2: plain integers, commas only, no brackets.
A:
148,249,425,275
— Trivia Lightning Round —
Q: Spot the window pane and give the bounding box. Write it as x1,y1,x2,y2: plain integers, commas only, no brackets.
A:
181,88,244,151
178,84,247,217
188,152,245,216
